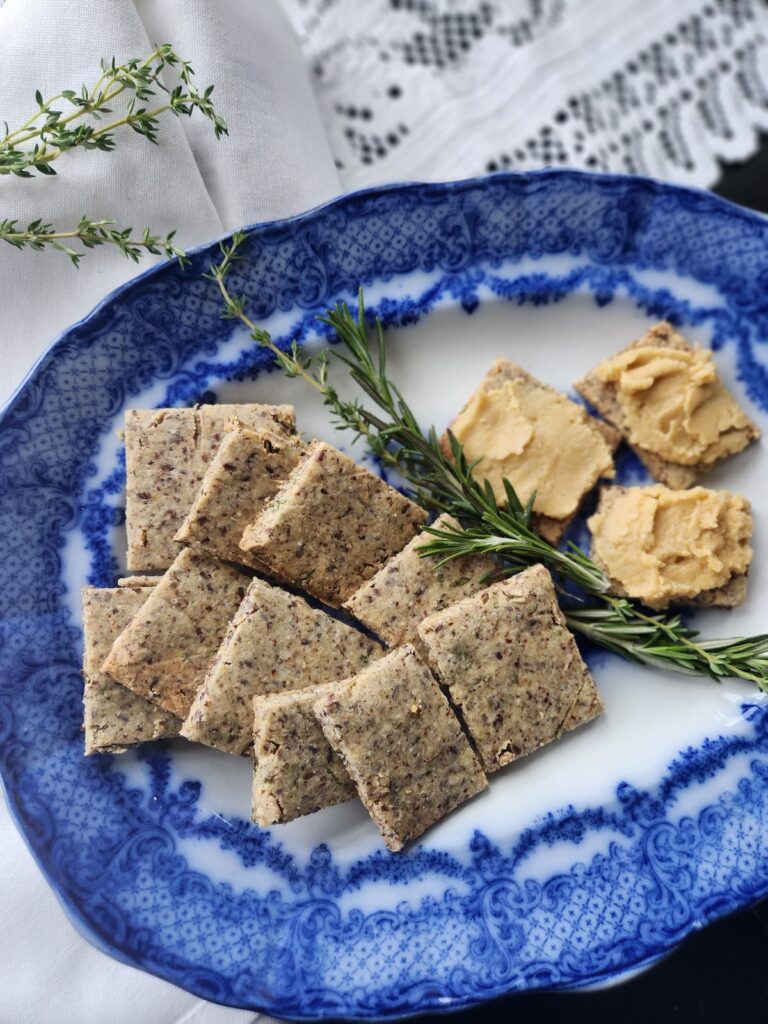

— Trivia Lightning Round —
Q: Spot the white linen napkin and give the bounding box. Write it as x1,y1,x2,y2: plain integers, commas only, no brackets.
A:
0,1,340,1021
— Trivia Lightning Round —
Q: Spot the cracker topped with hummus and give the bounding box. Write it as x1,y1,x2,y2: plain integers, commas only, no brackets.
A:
589,484,753,610
575,323,760,488
447,359,618,543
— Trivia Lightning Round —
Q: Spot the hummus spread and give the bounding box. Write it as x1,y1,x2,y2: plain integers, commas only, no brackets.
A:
589,485,752,608
594,346,751,466
451,377,614,520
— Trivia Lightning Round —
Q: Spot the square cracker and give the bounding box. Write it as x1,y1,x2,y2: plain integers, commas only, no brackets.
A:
251,684,356,826
417,564,603,773
117,575,159,587
590,485,749,609
343,514,497,648
443,360,619,545
240,440,428,607
182,576,383,755
125,403,295,570
82,586,179,754
174,427,306,570
314,644,487,852
102,547,250,718
574,322,760,488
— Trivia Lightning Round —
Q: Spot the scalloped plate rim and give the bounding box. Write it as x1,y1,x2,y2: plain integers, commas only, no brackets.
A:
1,168,767,1019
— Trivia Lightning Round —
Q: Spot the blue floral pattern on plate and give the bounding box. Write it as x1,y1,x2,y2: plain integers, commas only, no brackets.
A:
1,170,767,1019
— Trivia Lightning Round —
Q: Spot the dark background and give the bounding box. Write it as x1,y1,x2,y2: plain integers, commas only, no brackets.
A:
332,143,768,1024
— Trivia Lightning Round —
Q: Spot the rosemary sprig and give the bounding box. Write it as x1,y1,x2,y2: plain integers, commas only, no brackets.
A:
1,44,226,177
209,234,768,693
566,602,768,684
0,217,186,267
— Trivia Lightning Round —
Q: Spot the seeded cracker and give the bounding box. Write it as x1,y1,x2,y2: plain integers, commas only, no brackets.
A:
117,575,159,587
251,684,356,826
344,514,497,647
315,644,487,851
444,360,618,544
174,427,306,570
102,547,250,717
574,323,760,488
240,440,428,607
418,565,603,772
82,586,179,754
125,403,295,570
182,576,383,755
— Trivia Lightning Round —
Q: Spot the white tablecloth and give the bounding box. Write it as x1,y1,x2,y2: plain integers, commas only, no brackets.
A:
2,0,767,1021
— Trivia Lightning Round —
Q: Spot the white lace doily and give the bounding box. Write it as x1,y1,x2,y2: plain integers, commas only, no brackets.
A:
280,0,768,190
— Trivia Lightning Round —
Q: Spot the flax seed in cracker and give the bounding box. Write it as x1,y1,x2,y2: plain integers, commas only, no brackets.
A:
314,644,487,852
102,547,250,718
182,576,382,756
125,403,295,570
174,427,306,570
418,565,603,773
251,684,356,826
82,586,179,754
240,441,427,607
343,514,497,648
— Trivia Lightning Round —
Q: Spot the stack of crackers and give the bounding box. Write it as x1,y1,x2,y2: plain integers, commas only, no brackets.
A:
83,395,608,851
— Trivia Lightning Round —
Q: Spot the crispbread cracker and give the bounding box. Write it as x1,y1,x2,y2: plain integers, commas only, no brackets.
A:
182,576,382,755
590,485,750,609
125,403,295,570
102,547,250,717
443,359,617,544
315,644,487,852
344,514,497,647
117,575,159,588
240,441,427,607
82,586,179,754
251,684,356,826
174,427,306,570
418,565,603,772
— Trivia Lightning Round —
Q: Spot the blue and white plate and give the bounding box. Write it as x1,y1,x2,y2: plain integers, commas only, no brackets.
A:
1,171,767,1020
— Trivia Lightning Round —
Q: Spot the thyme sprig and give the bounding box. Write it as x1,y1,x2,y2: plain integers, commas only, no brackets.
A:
0,217,186,267
1,45,226,265
1,44,226,177
209,234,768,693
